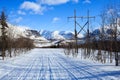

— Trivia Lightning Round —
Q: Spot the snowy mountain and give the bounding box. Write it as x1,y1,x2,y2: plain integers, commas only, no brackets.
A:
0,23,84,47
39,30,83,40
0,23,47,42
91,18,120,37
90,25,120,41
91,27,120,36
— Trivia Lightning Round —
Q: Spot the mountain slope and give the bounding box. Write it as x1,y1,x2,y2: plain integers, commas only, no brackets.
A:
0,23,47,42
39,30,83,40
90,24,120,40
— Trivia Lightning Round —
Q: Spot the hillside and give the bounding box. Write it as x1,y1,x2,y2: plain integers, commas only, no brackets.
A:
0,23,48,41
39,29,83,40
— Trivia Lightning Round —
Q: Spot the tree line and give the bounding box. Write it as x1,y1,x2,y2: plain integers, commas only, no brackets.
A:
0,11,34,60
63,4,120,66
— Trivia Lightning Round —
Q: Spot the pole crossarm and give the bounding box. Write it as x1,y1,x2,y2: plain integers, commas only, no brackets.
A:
67,9,95,53
68,16,83,19
80,16,95,19
67,9,81,53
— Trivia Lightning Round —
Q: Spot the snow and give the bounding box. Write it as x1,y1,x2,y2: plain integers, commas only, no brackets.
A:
34,42,53,47
40,29,83,40
0,23,49,46
30,35,47,41
0,48,120,80
52,31,65,40
6,24,27,38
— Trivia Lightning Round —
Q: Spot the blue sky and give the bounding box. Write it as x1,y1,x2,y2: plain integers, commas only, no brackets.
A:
0,0,119,32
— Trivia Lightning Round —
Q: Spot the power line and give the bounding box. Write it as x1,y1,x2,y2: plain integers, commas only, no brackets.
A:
68,9,95,53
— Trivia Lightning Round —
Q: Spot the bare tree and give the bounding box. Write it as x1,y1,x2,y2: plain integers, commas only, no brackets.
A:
106,4,120,66
99,10,107,63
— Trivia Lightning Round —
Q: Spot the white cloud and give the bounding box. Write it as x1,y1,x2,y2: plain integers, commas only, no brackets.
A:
39,0,69,5
83,0,91,4
18,10,26,15
19,0,78,15
20,1,45,14
15,17,22,23
52,17,60,23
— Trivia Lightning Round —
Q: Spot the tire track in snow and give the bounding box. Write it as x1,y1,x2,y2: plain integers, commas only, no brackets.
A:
0,63,30,80
51,52,78,80
49,55,64,80
55,53,118,80
0,56,37,80
54,53,103,80
38,56,43,80
57,60,78,80
0,49,119,80
48,57,53,80
38,54,52,80
21,58,37,80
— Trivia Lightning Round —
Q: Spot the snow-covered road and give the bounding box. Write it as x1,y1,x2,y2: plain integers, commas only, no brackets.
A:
0,48,120,80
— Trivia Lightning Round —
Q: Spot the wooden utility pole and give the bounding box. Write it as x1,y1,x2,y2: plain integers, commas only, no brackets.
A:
87,10,95,55
80,10,95,55
68,9,82,53
114,18,119,66
80,10,95,40
68,9,95,53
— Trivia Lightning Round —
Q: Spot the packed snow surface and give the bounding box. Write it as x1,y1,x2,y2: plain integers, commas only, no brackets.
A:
0,48,120,80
